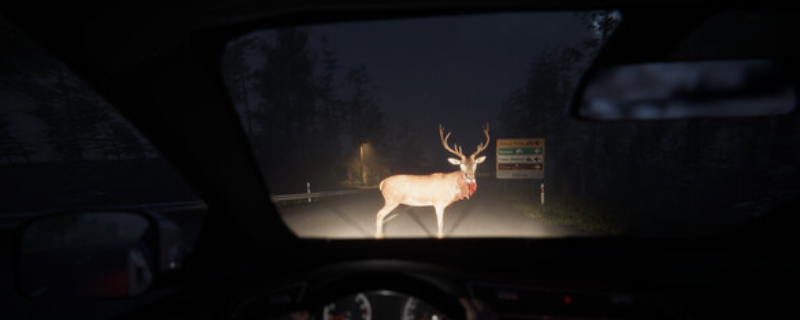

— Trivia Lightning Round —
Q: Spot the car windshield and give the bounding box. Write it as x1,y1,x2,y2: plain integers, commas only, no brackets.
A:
221,10,800,239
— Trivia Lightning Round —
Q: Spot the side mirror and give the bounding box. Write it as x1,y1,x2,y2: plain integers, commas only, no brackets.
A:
15,211,184,299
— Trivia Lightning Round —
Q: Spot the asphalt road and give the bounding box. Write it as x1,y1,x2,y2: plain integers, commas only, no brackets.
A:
279,187,591,239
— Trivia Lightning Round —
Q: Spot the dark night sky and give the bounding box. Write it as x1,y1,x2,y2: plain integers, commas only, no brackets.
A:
302,12,593,157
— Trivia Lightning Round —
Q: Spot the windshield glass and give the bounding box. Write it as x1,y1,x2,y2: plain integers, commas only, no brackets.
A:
221,11,800,239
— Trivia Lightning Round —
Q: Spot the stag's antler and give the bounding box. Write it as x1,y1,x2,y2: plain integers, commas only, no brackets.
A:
439,125,465,159
470,123,490,159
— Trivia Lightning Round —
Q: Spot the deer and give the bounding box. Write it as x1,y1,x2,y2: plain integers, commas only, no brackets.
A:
375,123,490,239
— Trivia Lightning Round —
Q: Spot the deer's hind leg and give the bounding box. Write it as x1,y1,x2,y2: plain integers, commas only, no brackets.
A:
376,200,400,239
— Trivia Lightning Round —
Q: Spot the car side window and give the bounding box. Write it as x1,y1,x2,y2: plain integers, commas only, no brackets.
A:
0,16,203,215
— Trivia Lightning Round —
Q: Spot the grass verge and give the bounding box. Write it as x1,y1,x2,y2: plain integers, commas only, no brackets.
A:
508,194,630,235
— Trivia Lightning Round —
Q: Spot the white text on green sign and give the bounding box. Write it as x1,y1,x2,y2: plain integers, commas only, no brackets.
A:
497,147,544,155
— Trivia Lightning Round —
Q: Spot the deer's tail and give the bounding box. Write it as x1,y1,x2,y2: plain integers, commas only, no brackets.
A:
379,179,385,191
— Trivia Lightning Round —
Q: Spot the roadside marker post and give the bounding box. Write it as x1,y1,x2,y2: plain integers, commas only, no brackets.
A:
541,182,545,205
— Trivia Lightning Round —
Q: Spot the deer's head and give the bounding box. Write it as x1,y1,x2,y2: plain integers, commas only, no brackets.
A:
439,124,490,180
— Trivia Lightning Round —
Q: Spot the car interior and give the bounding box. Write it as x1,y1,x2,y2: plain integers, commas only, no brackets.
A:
1,1,799,320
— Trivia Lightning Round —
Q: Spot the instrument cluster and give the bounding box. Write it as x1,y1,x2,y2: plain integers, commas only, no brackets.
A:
318,290,448,320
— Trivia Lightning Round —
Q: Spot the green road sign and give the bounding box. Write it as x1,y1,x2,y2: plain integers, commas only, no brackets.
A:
497,147,544,155
496,138,545,179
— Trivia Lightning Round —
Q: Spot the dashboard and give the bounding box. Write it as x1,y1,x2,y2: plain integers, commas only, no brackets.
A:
316,290,445,320
225,260,682,320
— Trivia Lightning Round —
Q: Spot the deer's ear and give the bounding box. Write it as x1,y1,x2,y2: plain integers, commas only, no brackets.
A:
448,158,461,165
474,156,486,163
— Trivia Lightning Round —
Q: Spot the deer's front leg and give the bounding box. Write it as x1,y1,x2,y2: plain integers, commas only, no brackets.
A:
434,205,446,239
375,201,399,239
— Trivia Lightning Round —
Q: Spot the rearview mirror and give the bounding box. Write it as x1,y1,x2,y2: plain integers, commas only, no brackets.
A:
577,59,797,120
16,212,156,299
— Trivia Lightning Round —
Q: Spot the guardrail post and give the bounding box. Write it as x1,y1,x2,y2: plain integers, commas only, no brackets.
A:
541,182,545,205
307,182,311,203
